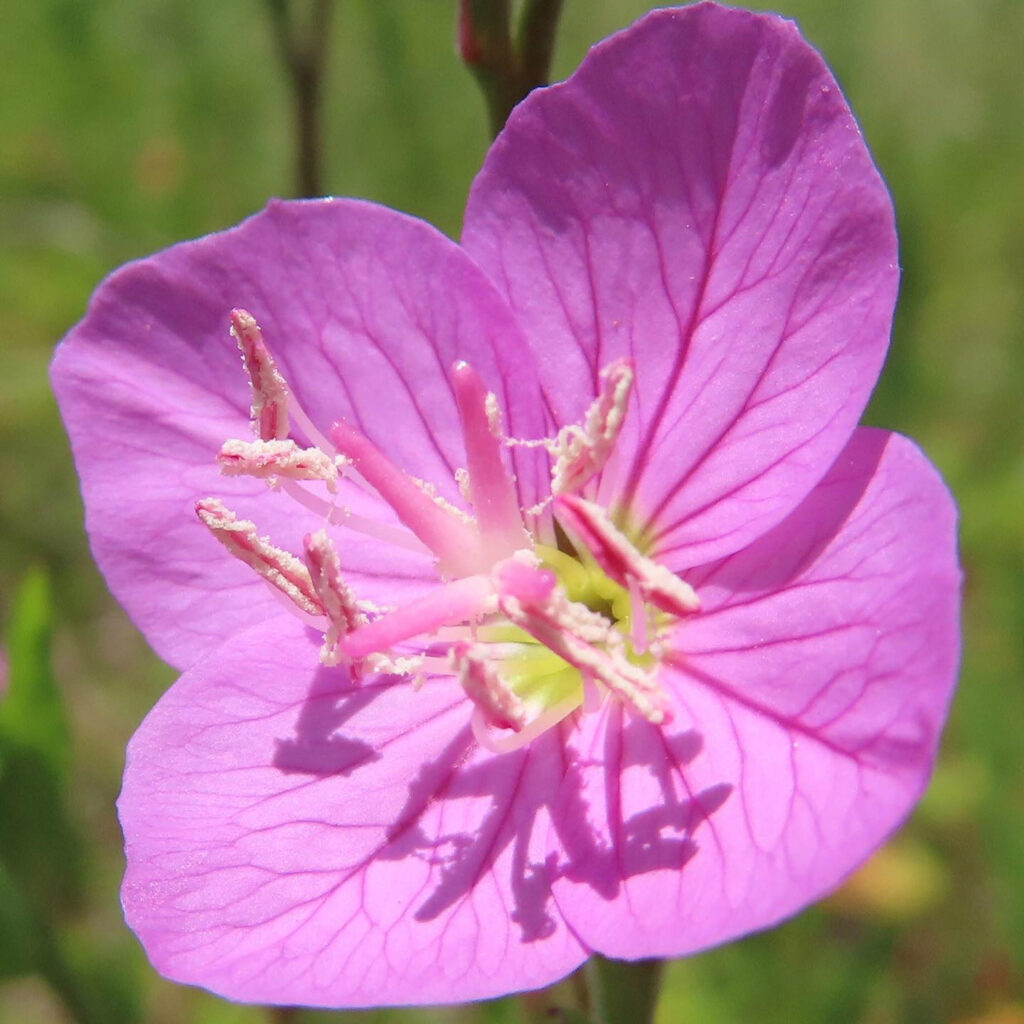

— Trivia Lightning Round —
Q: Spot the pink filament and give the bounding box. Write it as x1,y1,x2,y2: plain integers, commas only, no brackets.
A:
470,697,580,754
280,480,431,554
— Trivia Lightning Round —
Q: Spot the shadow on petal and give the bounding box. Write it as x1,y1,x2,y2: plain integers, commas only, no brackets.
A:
760,44,819,169
553,713,732,900
272,661,382,776
272,669,732,946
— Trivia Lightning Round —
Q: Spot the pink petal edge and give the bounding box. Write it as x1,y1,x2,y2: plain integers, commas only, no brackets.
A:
51,199,550,670
118,614,586,1006
463,2,899,566
550,429,959,958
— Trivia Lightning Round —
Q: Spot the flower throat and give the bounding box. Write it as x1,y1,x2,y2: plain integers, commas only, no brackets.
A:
197,310,699,752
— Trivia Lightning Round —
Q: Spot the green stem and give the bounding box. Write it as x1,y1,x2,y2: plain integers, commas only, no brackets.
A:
516,0,564,88
458,0,514,137
458,0,566,137
265,0,335,197
583,955,665,1024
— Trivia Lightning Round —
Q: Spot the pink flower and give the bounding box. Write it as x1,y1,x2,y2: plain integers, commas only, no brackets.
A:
51,3,959,1009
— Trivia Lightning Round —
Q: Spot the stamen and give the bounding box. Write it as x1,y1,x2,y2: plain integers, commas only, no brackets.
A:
493,558,669,724
340,574,495,660
451,641,528,731
230,308,336,453
331,419,483,576
451,361,530,560
551,359,633,495
303,529,365,664
555,494,699,617
195,498,322,617
217,438,342,492
204,322,676,748
231,309,290,441
280,481,432,555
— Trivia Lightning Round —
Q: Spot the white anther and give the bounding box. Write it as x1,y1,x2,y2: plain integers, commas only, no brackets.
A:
303,529,366,665
551,360,633,494
556,494,699,616
196,497,322,617
502,360,634,496
218,438,342,492
231,309,291,441
451,641,528,732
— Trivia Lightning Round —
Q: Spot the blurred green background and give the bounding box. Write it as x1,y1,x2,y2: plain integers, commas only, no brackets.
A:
1,1,1021,1021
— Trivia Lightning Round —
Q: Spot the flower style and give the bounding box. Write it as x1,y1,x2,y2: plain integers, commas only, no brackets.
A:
51,3,959,1009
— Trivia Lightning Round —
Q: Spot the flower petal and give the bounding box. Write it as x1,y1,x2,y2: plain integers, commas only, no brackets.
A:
52,199,549,668
463,4,898,565
119,615,586,1006
549,429,959,957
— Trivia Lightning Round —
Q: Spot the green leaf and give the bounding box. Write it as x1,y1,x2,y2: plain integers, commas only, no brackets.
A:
0,568,84,917
0,567,70,778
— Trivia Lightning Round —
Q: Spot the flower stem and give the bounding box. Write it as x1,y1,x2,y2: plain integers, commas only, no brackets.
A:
516,0,564,89
264,0,335,197
458,0,565,137
583,955,665,1024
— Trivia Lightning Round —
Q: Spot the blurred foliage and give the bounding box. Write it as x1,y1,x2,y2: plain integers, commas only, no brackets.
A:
0,570,82,932
0,570,141,1022
0,0,1022,1021
1,569,70,777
